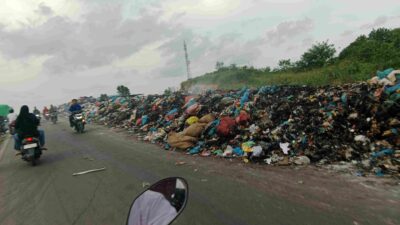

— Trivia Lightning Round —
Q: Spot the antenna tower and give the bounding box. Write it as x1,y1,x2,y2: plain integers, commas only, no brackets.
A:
184,41,191,79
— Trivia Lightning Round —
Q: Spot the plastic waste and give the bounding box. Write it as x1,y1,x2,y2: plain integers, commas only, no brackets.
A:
251,146,263,157
294,156,311,165
189,146,201,155
377,68,394,79
186,116,199,125
223,145,233,157
242,141,256,153
233,147,244,156
279,143,290,155
371,149,394,158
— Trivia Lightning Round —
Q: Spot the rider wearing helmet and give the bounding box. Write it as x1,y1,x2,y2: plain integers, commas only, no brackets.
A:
69,99,82,127
13,105,46,152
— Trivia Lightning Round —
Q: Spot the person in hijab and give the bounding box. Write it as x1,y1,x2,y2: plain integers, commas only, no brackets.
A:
13,105,46,151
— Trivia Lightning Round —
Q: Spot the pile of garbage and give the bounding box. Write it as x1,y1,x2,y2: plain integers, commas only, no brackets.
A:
74,69,400,177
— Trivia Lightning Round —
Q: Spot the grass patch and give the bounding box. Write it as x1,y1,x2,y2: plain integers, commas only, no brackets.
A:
182,62,378,90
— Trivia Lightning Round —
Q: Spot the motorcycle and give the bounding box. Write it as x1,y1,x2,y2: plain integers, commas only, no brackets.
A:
35,113,41,123
126,177,188,225
0,118,8,134
19,136,42,166
72,112,85,133
44,112,50,121
50,112,58,124
9,119,16,135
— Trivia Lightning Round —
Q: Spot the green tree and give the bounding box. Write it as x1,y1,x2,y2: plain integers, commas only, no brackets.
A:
164,87,174,95
277,59,294,71
117,85,131,98
229,63,237,70
369,28,393,42
215,61,225,71
99,94,108,102
338,28,400,68
263,67,271,73
297,41,336,70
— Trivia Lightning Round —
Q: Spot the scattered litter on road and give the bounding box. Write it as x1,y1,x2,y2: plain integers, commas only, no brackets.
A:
175,161,186,166
83,155,95,161
72,167,106,176
142,182,150,188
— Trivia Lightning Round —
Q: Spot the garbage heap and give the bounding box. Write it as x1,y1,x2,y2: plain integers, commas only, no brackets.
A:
77,70,400,177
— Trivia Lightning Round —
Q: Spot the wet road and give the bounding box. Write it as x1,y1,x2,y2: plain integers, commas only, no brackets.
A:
0,119,399,225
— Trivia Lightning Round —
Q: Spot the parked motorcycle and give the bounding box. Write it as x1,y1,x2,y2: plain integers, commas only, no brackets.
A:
19,136,42,166
126,177,188,225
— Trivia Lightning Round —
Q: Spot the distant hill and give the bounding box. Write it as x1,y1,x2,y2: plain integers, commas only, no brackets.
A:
181,27,400,91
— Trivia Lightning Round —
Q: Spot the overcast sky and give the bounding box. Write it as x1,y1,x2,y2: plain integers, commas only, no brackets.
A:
0,0,399,111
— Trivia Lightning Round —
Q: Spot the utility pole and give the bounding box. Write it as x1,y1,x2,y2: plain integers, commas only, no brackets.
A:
184,40,191,80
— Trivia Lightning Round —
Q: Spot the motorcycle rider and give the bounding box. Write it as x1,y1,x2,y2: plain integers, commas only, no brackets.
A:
0,104,13,134
49,104,58,122
49,105,57,113
43,106,50,120
33,106,40,117
13,105,46,153
69,99,82,127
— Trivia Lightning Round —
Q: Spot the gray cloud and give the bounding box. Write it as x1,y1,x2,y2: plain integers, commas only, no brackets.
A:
0,4,174,74
35,3,53,16
360,16,388,29
157,31,262,78
266,18,314,45
340,30,354,37
302,37,314,47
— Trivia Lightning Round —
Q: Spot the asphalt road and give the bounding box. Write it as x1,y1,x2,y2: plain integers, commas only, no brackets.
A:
0,119,399,225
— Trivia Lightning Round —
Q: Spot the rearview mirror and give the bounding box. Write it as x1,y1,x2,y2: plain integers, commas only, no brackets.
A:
127,177,188,225
9,108,14,114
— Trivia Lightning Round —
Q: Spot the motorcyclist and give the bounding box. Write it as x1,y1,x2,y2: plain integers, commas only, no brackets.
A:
43,106,49,114
49,105,57,113
0,104,13,134
69,99,82,127
43,106,49,120
13,105,46,153
49,104,58,122
33,107,40,116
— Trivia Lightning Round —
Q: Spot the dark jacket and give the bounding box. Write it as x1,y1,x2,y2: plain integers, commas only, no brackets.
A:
69,104,82,113
15,113,40,137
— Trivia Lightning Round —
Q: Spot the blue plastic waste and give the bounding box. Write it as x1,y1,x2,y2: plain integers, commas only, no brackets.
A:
258,86,280,95
240,89,250,108
141,115,149,126
371,149,394,158
375,168,384,177
189,146,201,155
385,83,400,94
341,93,348,105
208,127,216,136
167,108,178,115
186,99,196,108
377,68,394,79
233,147,244,156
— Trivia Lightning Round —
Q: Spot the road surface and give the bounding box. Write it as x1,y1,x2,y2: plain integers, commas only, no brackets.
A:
0,119,399,225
